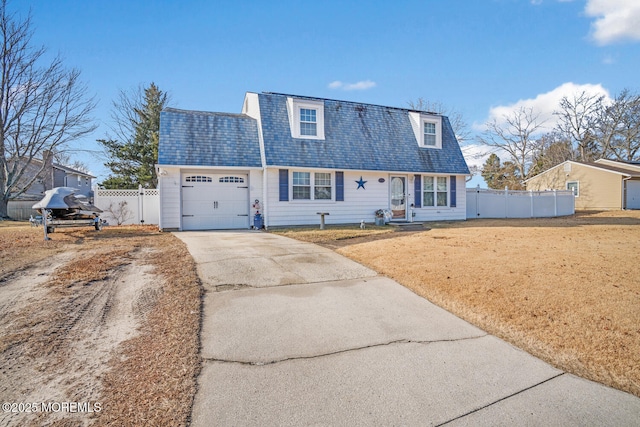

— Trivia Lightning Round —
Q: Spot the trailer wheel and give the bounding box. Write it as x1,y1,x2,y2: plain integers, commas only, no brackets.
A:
95,220,103,231
46,226,54,233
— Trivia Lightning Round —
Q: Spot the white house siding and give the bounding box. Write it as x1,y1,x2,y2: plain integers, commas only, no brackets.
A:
413,175,466,222
158,166,181,230
264,169,466,227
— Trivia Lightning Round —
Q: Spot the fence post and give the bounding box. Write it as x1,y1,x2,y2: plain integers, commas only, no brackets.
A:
138,184,144,224
504,186,508,218
530,190,534,218
553,189,557,217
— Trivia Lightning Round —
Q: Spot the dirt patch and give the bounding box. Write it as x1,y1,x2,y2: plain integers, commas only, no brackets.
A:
0,224,201,426
325,211,640,397
270,224,416,249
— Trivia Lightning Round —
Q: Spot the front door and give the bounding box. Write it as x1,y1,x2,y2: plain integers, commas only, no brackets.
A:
390,176,407,220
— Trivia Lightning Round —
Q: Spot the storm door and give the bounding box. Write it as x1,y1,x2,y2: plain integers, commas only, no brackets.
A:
390,176,407,220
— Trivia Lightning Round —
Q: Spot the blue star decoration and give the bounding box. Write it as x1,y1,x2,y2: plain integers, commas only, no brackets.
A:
355,176,367,189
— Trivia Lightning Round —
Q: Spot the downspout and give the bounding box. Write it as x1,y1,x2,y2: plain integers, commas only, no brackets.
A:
622,176,632,210
250,93,268,229
263,168,268,230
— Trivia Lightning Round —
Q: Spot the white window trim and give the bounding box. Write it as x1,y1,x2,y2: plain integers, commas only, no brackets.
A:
290,170,333,201
286,97,325,140
408,112,442,149
567,181,579,197
422,175,449,208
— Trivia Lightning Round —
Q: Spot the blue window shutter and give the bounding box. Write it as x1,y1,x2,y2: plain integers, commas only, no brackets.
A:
450,175,457,207
279,169,289,201
336,171,344,201
414,175,421,208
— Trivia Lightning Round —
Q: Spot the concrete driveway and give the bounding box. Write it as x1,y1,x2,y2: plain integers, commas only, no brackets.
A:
175,230,640,426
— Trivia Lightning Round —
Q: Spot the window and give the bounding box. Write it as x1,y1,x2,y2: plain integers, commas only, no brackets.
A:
300,108,317,136
423,176,448,207
291,171,332,200
287,97,325,139
185,175,212,183
567,181,579,197
424,122,436,146
219,176,245,183
293,172,311,199
314,173,331,199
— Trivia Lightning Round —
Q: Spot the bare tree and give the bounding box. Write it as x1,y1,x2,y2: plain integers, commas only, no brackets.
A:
53,151,91,174
554,91,604,162
0,1,96,218
478,106,546,183
104,200,132,225
529,131,574,177
597,89,640,162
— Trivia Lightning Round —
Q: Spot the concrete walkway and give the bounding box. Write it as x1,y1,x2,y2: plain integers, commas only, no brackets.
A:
175,231,640,426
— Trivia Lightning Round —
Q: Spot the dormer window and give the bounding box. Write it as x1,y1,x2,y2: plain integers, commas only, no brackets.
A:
409,112,442,149
287,97,325,140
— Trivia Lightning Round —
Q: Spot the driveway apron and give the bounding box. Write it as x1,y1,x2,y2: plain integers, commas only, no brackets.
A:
175,230,640,427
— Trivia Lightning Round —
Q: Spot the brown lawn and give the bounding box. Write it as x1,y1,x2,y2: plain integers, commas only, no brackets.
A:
332,211,640,397
0,222,201,426
273,211,640,397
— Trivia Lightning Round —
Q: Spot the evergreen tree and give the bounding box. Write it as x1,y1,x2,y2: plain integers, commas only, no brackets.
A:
481,154,524,190
99,83,168,189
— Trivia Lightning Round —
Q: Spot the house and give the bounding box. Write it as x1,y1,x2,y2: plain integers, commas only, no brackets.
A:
6,151,95,220
156,92,470,230
524,159,640,210
9,151,95,201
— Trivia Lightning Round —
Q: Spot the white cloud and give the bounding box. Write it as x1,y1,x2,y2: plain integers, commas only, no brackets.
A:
476,82,611,133
585,0,640,45
328,80,376,91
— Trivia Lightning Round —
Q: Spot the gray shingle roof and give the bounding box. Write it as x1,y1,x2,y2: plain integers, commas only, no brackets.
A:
258,93,469,174
158,108,262,167
158,95,470,175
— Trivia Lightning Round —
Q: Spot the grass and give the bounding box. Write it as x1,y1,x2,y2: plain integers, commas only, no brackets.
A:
281,211,640,397
0,223,201,426
270,224,394,244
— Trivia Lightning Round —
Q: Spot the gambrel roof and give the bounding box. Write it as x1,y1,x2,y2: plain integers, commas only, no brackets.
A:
257,93,469,174
158,93,469,175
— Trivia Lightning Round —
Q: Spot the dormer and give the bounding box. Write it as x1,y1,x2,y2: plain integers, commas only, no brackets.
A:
409,111,442,149
286,97,325,140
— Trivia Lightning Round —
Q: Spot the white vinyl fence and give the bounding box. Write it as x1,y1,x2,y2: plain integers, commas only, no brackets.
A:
94,186,159,225
466,188,575,219
7,200,40,220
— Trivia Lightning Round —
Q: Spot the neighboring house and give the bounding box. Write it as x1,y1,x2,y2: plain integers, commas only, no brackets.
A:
9,151,95,201
524,159,640,210
156,92,470,231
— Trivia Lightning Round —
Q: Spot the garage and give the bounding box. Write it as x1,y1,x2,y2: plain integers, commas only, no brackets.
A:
626,180,640,209
181,173,249,230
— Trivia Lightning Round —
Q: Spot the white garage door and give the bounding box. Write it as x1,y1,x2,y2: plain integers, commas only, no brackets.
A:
181,173,249,230
626,180,640,210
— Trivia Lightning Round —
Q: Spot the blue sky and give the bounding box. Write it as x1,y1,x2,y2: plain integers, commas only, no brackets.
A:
14,0,640,186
